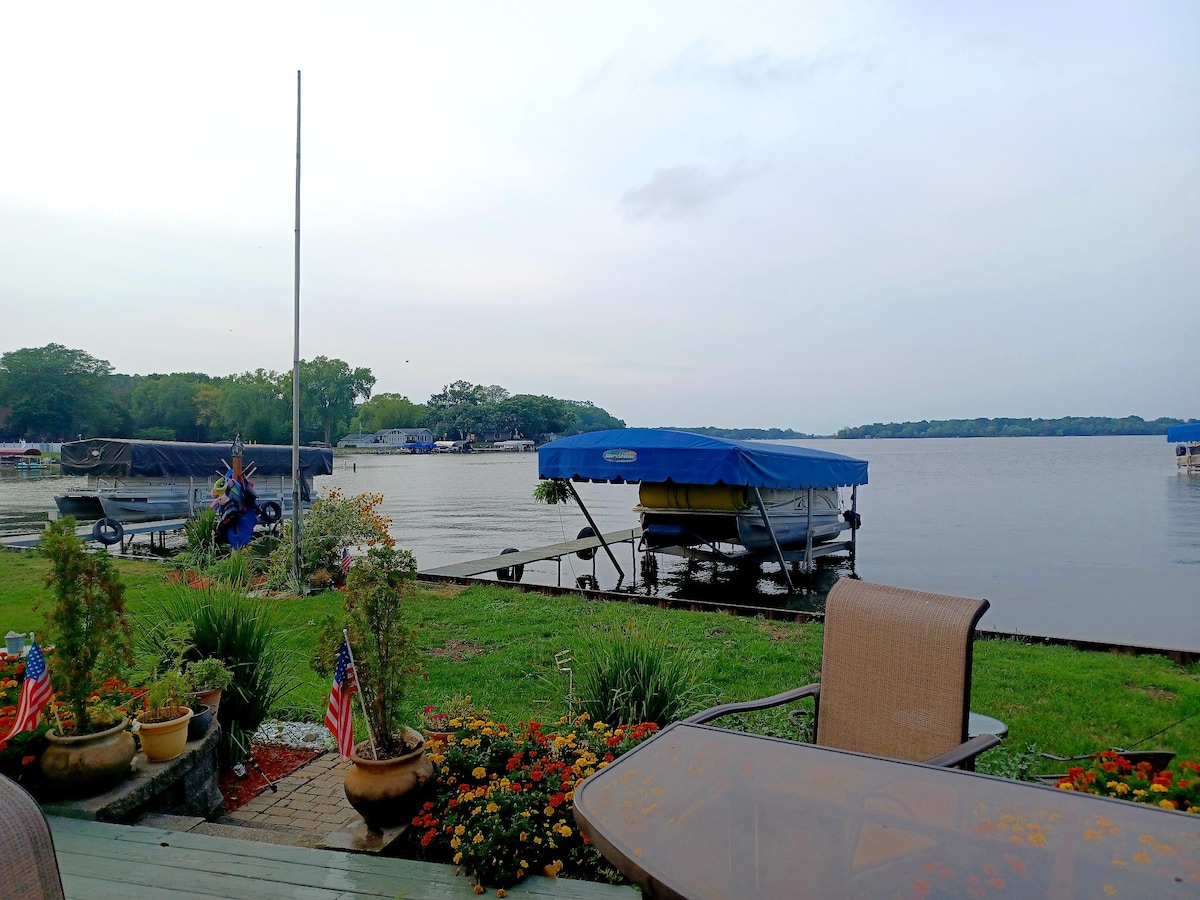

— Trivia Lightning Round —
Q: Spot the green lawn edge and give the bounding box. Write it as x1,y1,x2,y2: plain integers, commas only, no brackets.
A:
2,548,1197,778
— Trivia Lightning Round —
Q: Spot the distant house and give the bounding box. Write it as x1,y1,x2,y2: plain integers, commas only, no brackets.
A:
337,427,435,449
375,428,435,447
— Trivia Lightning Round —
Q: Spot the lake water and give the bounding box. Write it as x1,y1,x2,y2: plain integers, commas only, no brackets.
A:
2,436,1197,651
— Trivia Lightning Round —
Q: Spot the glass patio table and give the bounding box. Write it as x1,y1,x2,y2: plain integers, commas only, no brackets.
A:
573,722,1199,899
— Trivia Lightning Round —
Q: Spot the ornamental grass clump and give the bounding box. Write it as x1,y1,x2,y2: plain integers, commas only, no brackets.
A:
573,619,709,727
410,711,659,891
38,517,133,735
1056,750,1200,813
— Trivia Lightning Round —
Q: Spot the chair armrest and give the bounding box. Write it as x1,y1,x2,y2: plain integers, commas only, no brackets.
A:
684,684,820,725
923,733,1003,768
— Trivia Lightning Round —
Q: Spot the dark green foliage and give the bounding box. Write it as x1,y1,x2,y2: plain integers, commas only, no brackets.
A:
572,619,710,727
837,416,1191,439
38,517,132,734
343,545,424,756
154,587,299,763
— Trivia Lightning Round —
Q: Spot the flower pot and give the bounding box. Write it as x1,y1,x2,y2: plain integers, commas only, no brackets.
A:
343,727,434,829
422,729,456,748
135,707,194,762
187,703,214,742
190,687,223,717
39,718,136,798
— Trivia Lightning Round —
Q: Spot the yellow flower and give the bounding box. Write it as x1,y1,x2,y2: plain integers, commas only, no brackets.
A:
473,833,484,844
472,766,487,778
485,802,499,814
1132,852,1151,865
1158,800,1177,810
520,859,529,869
454,852,462,864
1084,830,1103,842
1149,783,1168,793
1103,886,1115,896
1029,832,1047,847
454,825,466,836
450,837,461,849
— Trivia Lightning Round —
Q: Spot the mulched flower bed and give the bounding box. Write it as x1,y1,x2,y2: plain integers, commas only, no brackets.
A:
219,743,321,813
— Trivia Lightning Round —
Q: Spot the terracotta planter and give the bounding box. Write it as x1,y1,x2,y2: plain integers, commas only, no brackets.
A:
343,727,433,829
135,707,194,762
190,687,223,717
39,718,136,798
423,729,456,748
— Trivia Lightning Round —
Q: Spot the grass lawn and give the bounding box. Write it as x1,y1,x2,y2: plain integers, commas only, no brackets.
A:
2,548,1197,778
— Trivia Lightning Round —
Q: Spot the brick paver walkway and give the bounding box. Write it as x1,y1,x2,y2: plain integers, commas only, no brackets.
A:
226,751,360,834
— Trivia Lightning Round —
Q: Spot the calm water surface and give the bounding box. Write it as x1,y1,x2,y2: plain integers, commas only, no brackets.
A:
2,436,1196,650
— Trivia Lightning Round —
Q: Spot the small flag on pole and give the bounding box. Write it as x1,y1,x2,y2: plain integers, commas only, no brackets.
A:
324,638,358,757
3,638,52,741
340,548,353,575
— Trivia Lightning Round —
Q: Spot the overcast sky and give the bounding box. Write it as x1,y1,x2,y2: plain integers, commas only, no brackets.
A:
2,1,1196,434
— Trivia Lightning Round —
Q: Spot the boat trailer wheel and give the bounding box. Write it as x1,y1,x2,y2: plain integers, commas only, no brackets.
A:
496,548,524,583
92,517,124,546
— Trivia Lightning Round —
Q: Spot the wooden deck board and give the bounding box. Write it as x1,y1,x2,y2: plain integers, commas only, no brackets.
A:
50,817,636,899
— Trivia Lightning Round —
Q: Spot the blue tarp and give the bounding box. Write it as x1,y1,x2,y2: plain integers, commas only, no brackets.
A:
1167,423,1200,443
537,429,868,489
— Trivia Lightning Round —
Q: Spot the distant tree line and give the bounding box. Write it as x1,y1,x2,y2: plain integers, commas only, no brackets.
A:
0,344,623,445
657,426,817,440
836,416,1191,439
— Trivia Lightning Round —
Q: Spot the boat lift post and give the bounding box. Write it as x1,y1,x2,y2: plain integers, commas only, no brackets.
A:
563,480,626,586
751,487,796,593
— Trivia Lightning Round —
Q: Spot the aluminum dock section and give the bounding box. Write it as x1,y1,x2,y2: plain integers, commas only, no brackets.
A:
422,528,642,579
0,518,189,550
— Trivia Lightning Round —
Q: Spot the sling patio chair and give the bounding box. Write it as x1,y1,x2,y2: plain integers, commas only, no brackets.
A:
684,578,1003,767
0,774,66,899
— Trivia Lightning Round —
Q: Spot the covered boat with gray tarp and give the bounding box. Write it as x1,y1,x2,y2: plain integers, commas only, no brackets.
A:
537,428,868,590
54,438,333,523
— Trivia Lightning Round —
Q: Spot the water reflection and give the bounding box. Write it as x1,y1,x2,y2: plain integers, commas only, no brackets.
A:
1166,472,1200,565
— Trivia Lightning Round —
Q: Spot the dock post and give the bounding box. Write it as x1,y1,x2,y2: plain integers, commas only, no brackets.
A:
564,481,625,585
752,487,795,593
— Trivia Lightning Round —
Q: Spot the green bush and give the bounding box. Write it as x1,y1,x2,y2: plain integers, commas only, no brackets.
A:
152,587,299,763
39,517,133,734
262,490,392,591
572,619,710,727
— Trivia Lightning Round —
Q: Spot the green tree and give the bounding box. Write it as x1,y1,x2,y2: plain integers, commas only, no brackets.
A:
296,357,375,445
353,393,427,434
0,344,115,439
130,373,211,441
216,369,291,444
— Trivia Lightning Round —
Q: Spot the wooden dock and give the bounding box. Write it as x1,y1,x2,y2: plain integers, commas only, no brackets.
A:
49,816,635,899
422,528,642,579
0,518,189,550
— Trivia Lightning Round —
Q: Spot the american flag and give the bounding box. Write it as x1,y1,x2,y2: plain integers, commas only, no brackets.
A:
340,548,353,575
3,639,52,741
324,638,358,757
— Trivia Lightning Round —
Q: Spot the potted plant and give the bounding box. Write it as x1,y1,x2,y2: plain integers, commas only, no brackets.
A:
339,544,431,829
419,694,479,747
36,518,137,798
186,657,233,714
132,624,194,762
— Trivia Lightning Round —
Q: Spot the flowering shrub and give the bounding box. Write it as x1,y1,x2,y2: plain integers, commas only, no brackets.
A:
263,489,394,590
410,711,659,891
1056,751,1200,813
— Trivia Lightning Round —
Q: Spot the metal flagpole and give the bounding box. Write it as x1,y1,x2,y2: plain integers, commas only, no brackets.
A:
343,629,377,761
291,70,303,585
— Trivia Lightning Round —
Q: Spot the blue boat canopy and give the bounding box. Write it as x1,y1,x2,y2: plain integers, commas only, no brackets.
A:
537,429,868,489
1167,423,1200,443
